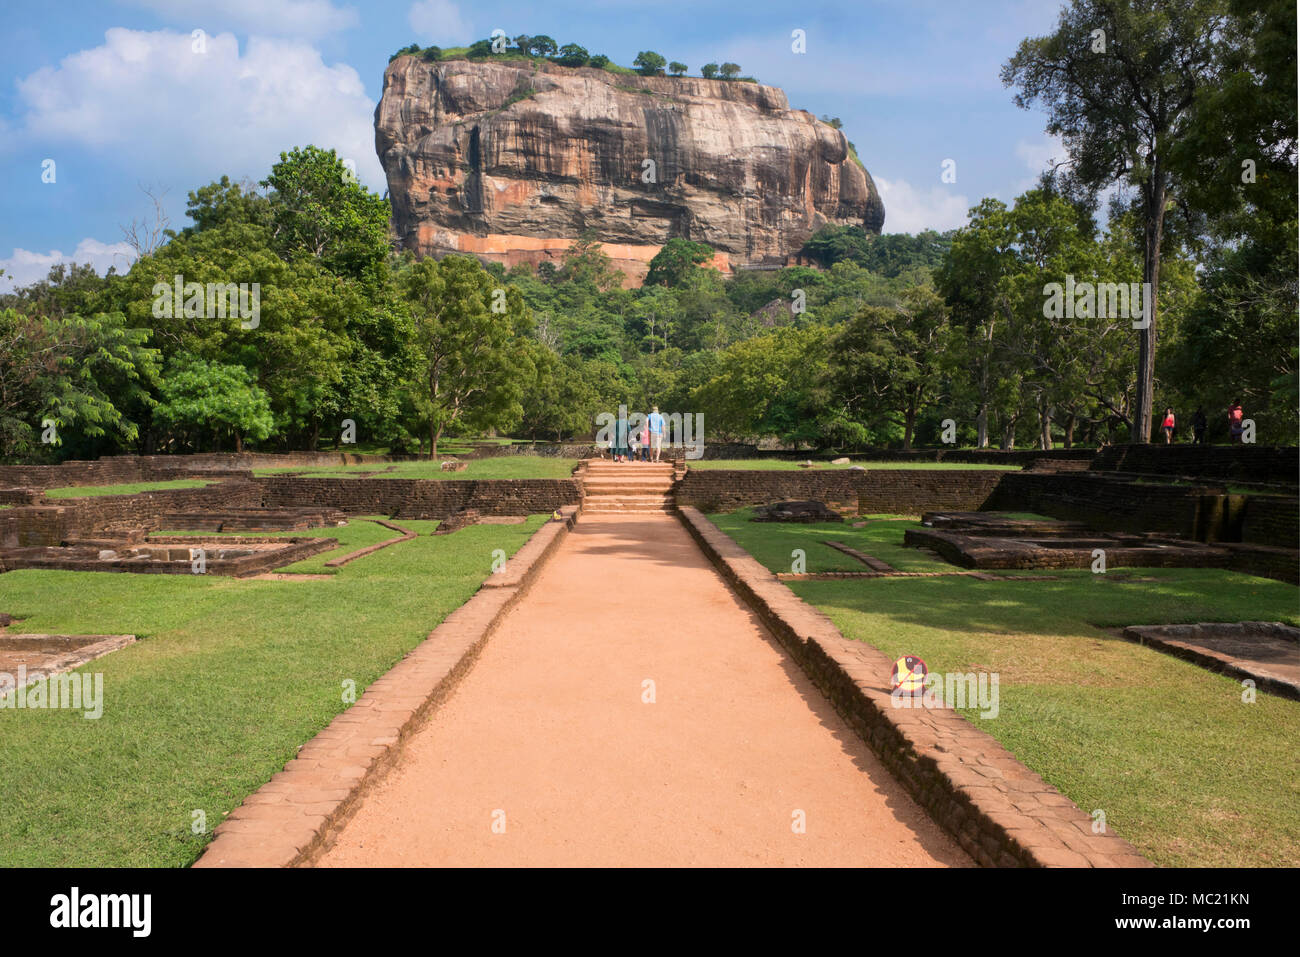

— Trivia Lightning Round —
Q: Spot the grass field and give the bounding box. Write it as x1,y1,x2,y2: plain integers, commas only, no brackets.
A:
0,514,546,867
688,459,1019,471
252,457,576,480
44,479,215,498
710,509,1300,867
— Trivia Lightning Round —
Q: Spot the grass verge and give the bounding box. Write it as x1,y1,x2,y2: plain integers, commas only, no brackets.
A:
709,509,1300,867
44,480,214,498
0,514,546,866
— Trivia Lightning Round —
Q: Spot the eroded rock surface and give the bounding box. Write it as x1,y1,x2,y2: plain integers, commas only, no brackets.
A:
376,57,885,284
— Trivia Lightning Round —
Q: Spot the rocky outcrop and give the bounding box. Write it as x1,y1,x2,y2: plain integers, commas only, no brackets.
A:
375,57,885,284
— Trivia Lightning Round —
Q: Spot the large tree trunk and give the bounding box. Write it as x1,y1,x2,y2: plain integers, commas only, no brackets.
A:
1135,170,1166,444
1038,399,1052,450
903,401,917,451
1063,412,1076,449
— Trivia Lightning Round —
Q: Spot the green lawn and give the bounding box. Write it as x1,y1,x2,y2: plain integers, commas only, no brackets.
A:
253,457,576,480
710,508,954,573
710,510,1300,867
44,479,215,498
689,459,1019,471
0,514,546,867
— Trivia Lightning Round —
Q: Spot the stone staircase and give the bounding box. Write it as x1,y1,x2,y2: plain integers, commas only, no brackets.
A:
580,460,677,513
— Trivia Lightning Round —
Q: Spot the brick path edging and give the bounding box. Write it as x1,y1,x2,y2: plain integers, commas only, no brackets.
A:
676,506,1153,868
193,506,580,868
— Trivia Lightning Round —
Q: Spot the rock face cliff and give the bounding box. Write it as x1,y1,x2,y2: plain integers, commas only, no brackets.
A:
375,57,885,284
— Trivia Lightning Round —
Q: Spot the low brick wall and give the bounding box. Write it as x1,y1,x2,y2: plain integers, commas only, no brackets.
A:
257,476,582,518
987,473,1216,539
0,481,262,547
675,468,1007,514
1091,444,1299,485
677,506,1150,868
0,453,402,488
988,472,1300,547
1241,495,1300,549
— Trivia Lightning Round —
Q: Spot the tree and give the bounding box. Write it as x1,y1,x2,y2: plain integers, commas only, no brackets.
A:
832,286,952,450
0,305,160,461
700,63,719,79
555,44,589,67
645,238,714,287
557,231,625,291
719,62,741,79
400,255,532,457
528,35,558,58
633,51,667,76
668,62,687,76
153,355,273,452
1003,0,1230,442
260,145,391,279
692,325,832,445
589,54,610,69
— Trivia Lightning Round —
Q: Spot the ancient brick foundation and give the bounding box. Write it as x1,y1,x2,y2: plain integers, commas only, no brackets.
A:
675,469,1006,514
256,477,581,518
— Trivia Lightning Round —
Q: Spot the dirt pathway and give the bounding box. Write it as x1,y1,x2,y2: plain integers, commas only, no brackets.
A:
317,513,969,867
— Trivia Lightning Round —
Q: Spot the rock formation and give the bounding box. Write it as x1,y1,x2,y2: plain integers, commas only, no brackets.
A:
375,57,885,284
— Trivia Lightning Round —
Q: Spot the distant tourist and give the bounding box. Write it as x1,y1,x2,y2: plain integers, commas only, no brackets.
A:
648,405,666,462
639,420,650,462
629,427,641,462
1192,407,1207,445
1228,400,1244,443
613,412,629,462
1161,407,1176,444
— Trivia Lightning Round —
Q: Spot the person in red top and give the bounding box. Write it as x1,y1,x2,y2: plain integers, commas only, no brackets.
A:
1161,407,1176,444
1228,401,1244,443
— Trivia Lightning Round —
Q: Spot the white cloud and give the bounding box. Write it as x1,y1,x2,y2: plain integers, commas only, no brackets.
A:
0,239,136,294
1013,134,1066,192
875,177,971,234
121,0,359,40
408,0,473,46
12,28,384,190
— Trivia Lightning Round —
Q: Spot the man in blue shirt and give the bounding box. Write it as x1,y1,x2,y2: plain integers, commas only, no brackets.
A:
647,406,666,462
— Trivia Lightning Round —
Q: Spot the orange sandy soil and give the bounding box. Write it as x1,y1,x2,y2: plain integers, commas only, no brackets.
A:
316,513,970,867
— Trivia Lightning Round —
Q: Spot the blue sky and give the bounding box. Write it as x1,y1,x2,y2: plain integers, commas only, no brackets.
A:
0,0,1068,291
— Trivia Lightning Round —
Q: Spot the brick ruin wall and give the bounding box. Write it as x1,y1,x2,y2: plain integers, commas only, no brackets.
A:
1091,444,1298,485
986,472,1299,549
675,469,1007,514
0,481,263,547
256,477,582,519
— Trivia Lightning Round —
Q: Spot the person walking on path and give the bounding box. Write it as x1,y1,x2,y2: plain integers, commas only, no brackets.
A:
647,406,666,462
1161,407,1176,444
1228,401,1245,443
1192,408,1207,445
639,420,650,462
612,412,629,462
